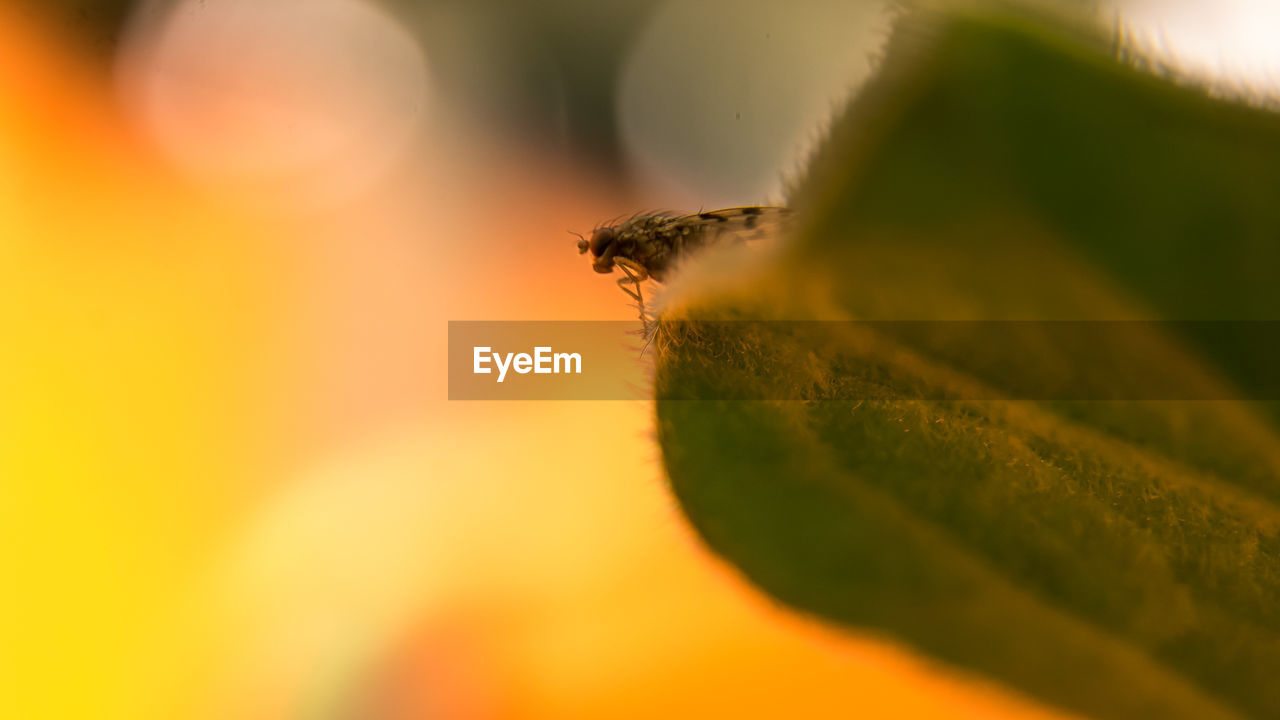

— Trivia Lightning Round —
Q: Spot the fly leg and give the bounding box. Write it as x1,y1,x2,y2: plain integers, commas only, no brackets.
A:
613,257,654,336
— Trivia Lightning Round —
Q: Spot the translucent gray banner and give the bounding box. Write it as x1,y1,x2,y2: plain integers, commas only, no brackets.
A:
448,321,1280,401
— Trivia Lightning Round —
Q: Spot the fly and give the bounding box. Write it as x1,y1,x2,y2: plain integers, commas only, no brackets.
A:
576,206,790,331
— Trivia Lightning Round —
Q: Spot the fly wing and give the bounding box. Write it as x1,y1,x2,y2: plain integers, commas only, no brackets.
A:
664,206,793,276
648,206,793,317
686,206,792,245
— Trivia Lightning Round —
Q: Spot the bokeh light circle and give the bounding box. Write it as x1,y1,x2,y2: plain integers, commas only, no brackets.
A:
617,0,889,207
115,0,430,210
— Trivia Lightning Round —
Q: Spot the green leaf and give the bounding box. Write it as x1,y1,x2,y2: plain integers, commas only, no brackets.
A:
654,4,1280,719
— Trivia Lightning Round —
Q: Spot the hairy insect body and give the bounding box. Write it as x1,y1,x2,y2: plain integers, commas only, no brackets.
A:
584,214,699,282
576,206,789,339
580,206,788,283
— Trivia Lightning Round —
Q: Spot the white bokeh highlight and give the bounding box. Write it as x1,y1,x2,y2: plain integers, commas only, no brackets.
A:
1118,0,1280,97
617,0,890,208
115,0,430,210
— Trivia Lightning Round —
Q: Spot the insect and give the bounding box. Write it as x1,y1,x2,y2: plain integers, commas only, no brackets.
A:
576,206,791,330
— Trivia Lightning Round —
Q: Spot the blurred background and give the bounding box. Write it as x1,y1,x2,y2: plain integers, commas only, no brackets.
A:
3,0,1279,718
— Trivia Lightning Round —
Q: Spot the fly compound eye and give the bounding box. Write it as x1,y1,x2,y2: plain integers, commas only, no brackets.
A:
588,228,616,258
